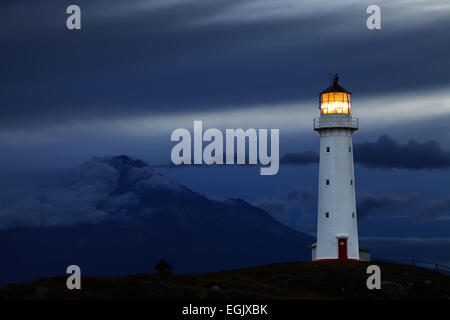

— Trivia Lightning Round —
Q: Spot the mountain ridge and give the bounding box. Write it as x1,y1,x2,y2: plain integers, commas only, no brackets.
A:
0,155,313,287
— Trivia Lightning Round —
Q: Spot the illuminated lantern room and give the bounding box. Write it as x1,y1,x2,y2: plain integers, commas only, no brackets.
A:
319,74,351,115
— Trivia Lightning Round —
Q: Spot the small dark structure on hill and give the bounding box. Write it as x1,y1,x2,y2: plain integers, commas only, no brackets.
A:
154,259,174,275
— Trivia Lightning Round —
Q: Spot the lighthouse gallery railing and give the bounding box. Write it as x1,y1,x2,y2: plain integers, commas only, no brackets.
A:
314,116,358,130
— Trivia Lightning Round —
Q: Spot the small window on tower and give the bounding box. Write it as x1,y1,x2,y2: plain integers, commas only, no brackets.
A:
349,146,352,152
325,212,330,219
350,179,353,186
326,179,330,185
326,147,330,152
352,212,355,219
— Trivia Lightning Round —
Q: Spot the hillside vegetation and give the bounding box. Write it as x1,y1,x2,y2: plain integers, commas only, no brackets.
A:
1,261,449,300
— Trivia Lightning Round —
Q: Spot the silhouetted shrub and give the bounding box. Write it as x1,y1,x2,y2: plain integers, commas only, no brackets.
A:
154,259,173,275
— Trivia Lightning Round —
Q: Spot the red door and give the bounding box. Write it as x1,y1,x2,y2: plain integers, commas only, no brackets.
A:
338,238,348,260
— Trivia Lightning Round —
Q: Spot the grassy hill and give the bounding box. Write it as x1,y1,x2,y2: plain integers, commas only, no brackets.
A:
1,261,449,300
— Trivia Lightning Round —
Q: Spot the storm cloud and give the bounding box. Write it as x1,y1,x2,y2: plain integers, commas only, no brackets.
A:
0,156,184,229
258,187,450,223
1,0,450,129
417,197,450,221
355,135,450,170
281,135,450,170
355,191,450,221
356,192,418,219
254,186,316,229
279,151,319,166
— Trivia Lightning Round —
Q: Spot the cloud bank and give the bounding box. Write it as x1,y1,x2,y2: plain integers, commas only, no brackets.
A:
0,156,186,229
1,0,450,129
417,197,450,221
254,186,316,230
281,135,450,170
356,192,418,219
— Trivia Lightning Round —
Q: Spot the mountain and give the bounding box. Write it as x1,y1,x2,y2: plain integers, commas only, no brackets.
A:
0,156,313,287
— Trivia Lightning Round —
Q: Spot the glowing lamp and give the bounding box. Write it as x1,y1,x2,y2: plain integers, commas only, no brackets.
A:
319,74,351,115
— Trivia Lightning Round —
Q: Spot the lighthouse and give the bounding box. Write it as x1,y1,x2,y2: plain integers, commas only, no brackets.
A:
311,74,361,261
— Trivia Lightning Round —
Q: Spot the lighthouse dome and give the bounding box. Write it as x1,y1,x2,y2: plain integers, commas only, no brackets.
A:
319,74,351,115
320,74,351,94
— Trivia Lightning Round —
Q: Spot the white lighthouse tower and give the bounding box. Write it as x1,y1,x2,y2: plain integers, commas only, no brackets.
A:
311,74,360,261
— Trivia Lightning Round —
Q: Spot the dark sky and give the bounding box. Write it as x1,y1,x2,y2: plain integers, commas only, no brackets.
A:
1,0,450,130
0,0,450,262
